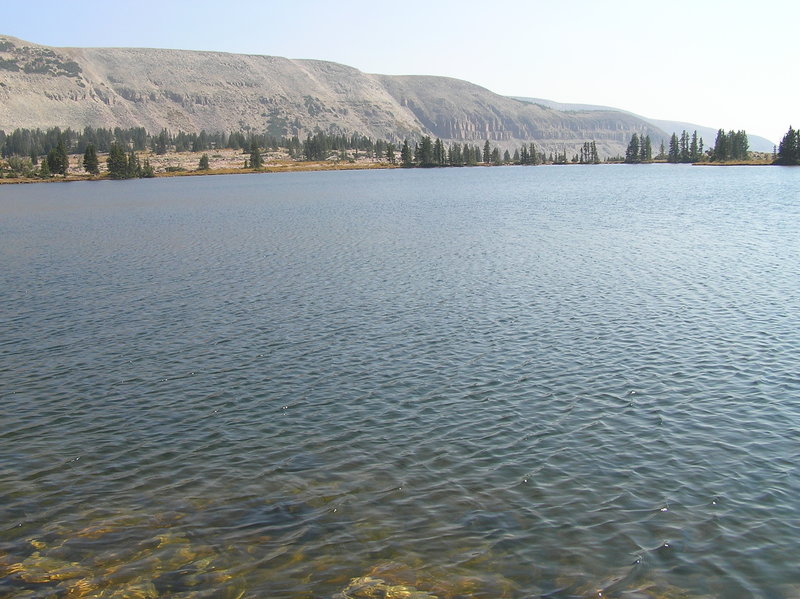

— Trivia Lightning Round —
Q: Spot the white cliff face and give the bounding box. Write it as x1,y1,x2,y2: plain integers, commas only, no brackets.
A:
0,35,667,157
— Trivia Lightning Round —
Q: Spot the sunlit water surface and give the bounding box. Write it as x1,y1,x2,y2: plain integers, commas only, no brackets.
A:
1,165,799,598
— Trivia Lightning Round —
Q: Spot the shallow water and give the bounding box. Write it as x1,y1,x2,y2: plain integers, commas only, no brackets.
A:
1,165,799,598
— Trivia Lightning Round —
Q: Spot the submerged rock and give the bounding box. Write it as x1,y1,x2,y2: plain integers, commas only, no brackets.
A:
7,553,89,583
335,575,439,599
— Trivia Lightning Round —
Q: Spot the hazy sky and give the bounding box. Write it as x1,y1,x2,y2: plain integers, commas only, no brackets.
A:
5,0,797,143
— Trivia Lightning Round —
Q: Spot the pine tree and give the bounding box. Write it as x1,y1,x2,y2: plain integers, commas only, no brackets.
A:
38,155,51,178
47,139,69,175
776,126,799,165
249,141,263,168
198,154,210,170
433,138,446,166
141,158,155,178
83,143,99,175
483,140,491,164
106,143,129,179
449,143,463,166
400,140,413,167
690,131,699,162
668,134,680,163
713,129,728,161
679,131,690,162
733,130,749,160
419,136,434,166
126,149,141,178
155,129,169,155
625,133,640,163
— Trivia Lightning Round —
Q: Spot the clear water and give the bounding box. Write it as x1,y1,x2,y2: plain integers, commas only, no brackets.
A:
1,165,799,598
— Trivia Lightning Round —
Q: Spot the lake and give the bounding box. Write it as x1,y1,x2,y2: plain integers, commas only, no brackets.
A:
1,165,799,598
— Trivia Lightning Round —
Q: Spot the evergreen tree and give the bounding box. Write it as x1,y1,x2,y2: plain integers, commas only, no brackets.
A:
625,133,641,163
400,139,413,167
448,143,463,166
711,129,748,162
433,138,446,166
679,131,690,162
386,143,396,164
38,155,51,178
126,149,141,178
249,141,263,168
419,136,434,166
690,131,699,162
83,143,99,175
668,134,680,163
140,158,155,178
154,129,169,155
732,130,749,160
106,143,129,179
713,129,728,161
775,126,799,165
198,154,210,170
47,139,69,175
46,148,59,175
503,149,511,164
483,140,491,164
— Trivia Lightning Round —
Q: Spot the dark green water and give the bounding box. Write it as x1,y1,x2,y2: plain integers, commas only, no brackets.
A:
1,165,799,598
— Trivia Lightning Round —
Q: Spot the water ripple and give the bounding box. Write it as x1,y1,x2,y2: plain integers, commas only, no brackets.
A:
1,166,800,598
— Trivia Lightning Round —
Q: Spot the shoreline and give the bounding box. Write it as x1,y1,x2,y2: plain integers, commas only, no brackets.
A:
1,155,783,185
0,158,400,185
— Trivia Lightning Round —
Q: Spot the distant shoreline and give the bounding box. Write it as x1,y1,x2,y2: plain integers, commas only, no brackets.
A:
1,155,783,185
0,158,400,185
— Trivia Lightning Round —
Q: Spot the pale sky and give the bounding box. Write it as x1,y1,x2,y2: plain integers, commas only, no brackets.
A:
4,0,797,143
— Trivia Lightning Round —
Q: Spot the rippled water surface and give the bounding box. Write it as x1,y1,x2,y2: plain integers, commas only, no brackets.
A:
2,165,799,598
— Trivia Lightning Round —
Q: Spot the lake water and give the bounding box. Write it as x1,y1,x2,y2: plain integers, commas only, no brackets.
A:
1,165,799,598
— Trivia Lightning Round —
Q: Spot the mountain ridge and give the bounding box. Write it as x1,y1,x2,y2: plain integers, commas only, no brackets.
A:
2,35,672,157
513,96,775,152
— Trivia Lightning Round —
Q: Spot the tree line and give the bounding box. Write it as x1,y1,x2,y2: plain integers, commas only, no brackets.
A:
622,129,750,163
710,129,748,161
0,126,409,163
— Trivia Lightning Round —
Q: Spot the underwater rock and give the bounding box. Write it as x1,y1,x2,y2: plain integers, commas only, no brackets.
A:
335,575,439,599
7,553,89,583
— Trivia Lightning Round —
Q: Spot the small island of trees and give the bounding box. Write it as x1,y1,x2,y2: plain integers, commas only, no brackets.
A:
622,128,764,164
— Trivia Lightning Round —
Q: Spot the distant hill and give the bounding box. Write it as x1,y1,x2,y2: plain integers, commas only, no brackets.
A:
513,97,775,153
0,35,667,158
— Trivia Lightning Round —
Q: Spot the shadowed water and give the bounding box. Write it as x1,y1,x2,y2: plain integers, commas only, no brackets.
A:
1,165,799,598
